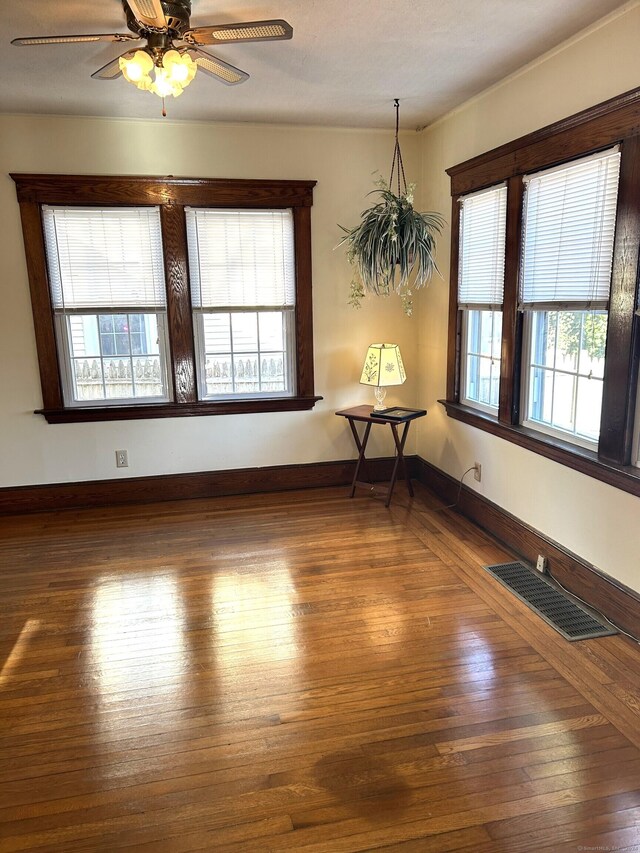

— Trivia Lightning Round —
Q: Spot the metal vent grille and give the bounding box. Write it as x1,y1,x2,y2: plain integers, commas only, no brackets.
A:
484,561,617,641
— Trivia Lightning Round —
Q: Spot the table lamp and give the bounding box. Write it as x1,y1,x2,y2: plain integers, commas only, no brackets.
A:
360,343,406,410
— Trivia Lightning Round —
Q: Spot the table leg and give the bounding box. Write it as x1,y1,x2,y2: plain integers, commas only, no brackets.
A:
349,420,372,498
386,422,413,507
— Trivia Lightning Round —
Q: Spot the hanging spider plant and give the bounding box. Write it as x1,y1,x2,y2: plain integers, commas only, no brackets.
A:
338,101,445,316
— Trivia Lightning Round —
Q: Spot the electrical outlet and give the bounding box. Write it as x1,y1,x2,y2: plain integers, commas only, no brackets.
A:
474,462,482,482
115,450,128,468
536,554,548,574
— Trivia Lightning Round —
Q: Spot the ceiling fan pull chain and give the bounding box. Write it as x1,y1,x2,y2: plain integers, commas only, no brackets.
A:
162,96,166,117
388,99,407,196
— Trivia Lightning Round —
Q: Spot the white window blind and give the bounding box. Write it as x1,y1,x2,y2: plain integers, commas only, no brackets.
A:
43,207,166,310
458,184,507,309
520,147,621,310
186,208,295,309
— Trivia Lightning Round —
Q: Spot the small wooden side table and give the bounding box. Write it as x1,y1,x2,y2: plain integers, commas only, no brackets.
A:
336,405,427,507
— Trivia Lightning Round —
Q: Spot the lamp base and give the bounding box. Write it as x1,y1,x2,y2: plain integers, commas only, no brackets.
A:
373,387,387,411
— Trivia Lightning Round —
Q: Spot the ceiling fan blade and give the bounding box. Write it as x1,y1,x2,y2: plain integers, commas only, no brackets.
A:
12,33,140,46
184,19,293,45
91,49,138,80
184,48,249,85
126,0,168,30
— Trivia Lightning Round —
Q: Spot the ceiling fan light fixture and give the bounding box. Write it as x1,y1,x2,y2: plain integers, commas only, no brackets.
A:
119,47,196,97
12,5,291,103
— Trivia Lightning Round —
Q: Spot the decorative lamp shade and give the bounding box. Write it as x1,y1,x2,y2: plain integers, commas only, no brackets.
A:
360,343,406,387
360,343,405,410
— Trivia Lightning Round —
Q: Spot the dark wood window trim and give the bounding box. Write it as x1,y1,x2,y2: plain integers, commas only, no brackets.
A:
11,174,321,423
444,87,640,496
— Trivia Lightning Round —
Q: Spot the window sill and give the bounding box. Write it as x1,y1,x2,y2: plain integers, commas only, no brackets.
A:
37,396,323,423
439,399,640,499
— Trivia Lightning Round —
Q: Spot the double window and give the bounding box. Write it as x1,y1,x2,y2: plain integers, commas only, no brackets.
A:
446,88,640,497
12,175,319,422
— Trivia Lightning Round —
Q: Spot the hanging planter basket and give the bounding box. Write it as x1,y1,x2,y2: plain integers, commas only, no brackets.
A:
338,100,445,316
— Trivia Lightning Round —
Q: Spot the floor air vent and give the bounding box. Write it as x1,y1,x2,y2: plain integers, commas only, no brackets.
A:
484,561,617,641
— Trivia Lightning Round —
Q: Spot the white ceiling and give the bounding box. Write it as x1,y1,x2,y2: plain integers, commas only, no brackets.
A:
0,0,628,128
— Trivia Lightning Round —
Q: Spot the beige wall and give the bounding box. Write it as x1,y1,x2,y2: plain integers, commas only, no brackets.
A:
417,2,640,594
0,116,420,487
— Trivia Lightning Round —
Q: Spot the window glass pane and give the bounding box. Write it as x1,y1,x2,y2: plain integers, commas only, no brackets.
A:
491,312,502,360
489,359,500,408
529,366,553,424
556,313,579,372
530,311,558,369
231,312,258,351
69,315,100,358
144,315,160,356
552,373,576,433
463,310,501,410
202,314,231,354
103,358,134,399
131,333,145,356
198,310,291,398
233,355,260,394
72,358,105,402
578,313,608,378
115,334,130,356
64,312,168,404
466,354,480,401
205,355,233,397
132,356,164,398
525,310,605,445
479,312,493,357
261,354,285,392
576,376,603,442
259,312,284,351
478,355,492,391
113,315,128,334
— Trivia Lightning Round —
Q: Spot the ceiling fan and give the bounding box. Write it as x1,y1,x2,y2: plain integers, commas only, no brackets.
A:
12,0,292,108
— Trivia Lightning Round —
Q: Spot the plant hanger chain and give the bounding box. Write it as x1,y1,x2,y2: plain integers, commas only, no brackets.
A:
389,98,408,197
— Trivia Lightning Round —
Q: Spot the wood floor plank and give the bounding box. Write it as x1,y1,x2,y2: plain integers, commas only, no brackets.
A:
1,484,639,851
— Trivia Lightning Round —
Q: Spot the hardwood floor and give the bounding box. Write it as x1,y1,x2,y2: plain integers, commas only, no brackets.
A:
0,483,639,852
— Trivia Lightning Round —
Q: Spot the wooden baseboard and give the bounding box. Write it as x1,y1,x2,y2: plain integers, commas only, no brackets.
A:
414,456,640,641
0,456,405,515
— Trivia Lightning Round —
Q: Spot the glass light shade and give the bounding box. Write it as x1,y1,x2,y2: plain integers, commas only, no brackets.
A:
152,66,180,98
163,49,197,86
119,48,197,98
120,50,154,88
360,343,406,410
